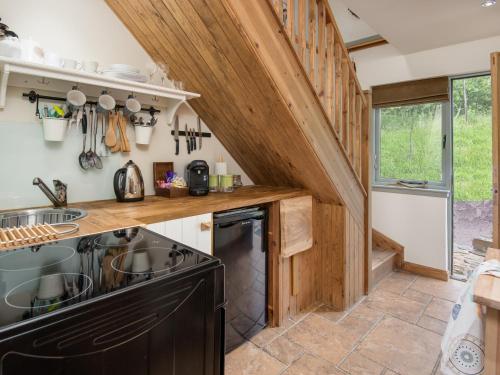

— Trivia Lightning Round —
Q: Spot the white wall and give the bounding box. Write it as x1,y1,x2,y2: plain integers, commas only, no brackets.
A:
352,34,500,271
0,0,251,210
372,191,449,270
351,34,500,89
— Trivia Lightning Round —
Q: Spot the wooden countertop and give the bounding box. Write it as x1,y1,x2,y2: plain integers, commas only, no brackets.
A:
2,186,307,250
473,247,500,310
76,186,307,224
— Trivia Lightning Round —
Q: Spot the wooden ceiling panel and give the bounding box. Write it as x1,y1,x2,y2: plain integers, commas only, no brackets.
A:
106,0,366,209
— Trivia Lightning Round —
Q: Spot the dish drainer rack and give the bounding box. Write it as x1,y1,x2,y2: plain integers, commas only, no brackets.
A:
0,223,79,249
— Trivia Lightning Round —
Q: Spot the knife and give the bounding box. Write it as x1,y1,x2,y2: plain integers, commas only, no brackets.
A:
193,127,197,150
185,124,190,154
197,116,202,150
174,115,179,155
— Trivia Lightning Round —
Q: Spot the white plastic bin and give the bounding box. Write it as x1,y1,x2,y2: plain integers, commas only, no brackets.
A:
135,126,153,145
42,118,68,142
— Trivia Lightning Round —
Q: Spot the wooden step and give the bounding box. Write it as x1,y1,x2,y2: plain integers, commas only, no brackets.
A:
372,247,398,286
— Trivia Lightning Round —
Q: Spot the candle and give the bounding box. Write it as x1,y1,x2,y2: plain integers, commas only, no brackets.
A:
215,155,227,175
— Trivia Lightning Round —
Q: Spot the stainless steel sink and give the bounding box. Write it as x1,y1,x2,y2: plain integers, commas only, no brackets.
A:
0,208,87,229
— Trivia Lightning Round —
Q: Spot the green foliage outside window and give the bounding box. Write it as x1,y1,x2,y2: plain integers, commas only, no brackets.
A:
377,75,492,202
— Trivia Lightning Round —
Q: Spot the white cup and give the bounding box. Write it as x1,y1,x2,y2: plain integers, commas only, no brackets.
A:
19,38,44,63
97,91,116,113
132,252,151,273
37,274,64,300
66,88,86,112
82,60,98,73
63,58,80,70
44,51,63,68
124,96,141,119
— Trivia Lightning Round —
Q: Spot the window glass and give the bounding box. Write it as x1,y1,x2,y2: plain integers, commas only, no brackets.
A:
379,103,443,183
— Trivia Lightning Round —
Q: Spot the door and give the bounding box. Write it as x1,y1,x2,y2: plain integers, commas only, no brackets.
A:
0,267,222,375
146,215,212,254
181,214,212,255
492,53,500,249
451,73,493,279
213,208,267,353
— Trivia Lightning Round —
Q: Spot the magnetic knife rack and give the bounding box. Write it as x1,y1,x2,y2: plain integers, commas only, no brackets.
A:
22,90,161,119
171,130,211,138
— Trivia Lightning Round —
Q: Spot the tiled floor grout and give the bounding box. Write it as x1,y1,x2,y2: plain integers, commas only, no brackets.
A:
226,271,462,375
336,312,386,369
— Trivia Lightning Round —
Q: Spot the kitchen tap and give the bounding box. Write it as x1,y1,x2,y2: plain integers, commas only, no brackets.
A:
32,177,67,207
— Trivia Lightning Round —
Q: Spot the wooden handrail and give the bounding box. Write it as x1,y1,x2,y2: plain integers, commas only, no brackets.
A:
268,0,367,183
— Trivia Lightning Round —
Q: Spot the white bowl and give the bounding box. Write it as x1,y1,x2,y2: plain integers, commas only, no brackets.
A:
0,37,21,59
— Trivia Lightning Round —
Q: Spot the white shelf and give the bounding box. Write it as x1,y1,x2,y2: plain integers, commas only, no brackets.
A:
0,56,200,123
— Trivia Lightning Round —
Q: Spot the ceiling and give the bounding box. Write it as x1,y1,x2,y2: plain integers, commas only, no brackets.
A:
337,0,500,53
328,0,377,43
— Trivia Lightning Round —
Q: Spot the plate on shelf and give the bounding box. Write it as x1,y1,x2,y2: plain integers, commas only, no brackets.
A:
101,70,147,83
102,64,140,74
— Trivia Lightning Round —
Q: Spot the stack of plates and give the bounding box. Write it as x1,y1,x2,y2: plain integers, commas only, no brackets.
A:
101,64,147,83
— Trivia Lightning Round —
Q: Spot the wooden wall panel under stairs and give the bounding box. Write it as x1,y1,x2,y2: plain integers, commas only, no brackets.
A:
106,0,366,221
106,0,370,314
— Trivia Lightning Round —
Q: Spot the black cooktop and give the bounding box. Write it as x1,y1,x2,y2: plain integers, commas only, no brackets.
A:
0,227,214,329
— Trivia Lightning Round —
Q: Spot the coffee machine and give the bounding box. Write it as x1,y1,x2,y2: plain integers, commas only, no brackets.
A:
185,160,209,196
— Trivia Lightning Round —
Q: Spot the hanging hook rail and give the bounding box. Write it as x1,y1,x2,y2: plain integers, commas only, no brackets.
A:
22,90,161,119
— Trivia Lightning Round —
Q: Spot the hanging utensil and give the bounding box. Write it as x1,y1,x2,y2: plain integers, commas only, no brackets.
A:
105,111,117,148
174,115,179,155
79,113,89,170
118,113,131,152
93,111,103,169
197,116,202,150
98,112,110,157
185,124,190,154
110,112,122,153
86,106,95,168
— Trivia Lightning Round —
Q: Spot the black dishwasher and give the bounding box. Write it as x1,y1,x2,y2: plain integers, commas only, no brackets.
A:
213,207,267,353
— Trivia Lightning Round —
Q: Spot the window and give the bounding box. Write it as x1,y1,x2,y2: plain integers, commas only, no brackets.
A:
374,102,450,189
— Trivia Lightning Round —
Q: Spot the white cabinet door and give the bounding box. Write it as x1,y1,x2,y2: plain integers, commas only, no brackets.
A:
146,222,164,236
163,218,183,242
180,213,213,255
194,213,212,255
146,214,213,255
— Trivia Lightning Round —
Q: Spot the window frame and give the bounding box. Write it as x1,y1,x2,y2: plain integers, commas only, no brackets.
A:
373,101,452,193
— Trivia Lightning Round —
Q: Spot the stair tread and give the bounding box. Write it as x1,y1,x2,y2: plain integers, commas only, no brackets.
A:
372,247,397,270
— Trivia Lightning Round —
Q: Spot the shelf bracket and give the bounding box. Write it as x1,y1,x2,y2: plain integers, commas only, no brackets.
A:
0,64,11,109
167,100,187,126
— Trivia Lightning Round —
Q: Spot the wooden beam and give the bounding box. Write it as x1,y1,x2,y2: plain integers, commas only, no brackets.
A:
362,91,372,293
317,0,326,100
334,42,343,138
298,0,306,65
267,200,282,326
493,52,500,248
347,35,388,53
286,0,294,39
402,262,449,282
308,0,316,85
341,58,350,151
325,23,335,122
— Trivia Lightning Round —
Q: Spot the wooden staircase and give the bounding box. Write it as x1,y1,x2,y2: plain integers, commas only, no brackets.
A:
372,248,399,285
372,229,404,285
106,0,371,314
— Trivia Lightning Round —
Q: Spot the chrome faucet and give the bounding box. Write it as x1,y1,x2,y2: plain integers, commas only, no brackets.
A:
33,177,67,207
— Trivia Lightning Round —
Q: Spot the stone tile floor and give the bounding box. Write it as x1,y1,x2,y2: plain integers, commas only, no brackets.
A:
225,271,465,375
